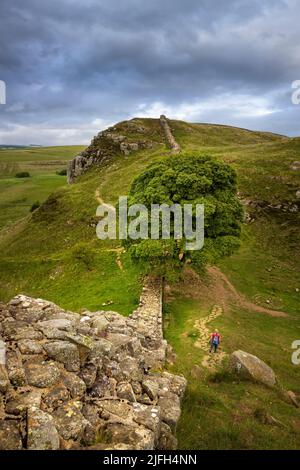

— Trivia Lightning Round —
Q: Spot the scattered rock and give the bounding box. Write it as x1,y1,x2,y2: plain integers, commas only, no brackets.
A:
290,161,300,171
285,390,299,408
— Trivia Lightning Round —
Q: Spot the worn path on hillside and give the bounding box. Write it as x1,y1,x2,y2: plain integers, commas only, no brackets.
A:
207,266,289,318
95,188,124,271
193,305,227,370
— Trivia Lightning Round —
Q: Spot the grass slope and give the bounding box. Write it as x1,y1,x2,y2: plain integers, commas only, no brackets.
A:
0,118,300,448
0,145,85,229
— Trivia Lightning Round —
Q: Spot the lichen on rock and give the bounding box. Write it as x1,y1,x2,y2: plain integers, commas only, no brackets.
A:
0,283,186,450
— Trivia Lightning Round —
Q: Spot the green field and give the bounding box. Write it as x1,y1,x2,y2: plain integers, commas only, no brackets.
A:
0,145,85,229
0,119,299,448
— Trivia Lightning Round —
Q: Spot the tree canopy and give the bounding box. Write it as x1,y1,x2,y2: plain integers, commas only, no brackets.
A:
125,154,243,278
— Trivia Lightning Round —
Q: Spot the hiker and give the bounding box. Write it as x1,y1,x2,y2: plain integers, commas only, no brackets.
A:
209,329,221,353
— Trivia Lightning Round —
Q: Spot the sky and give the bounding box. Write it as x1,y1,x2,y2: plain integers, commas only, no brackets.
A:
0,0,300,145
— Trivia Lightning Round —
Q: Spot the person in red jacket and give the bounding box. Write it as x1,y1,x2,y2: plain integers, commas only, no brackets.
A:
209,329,221,353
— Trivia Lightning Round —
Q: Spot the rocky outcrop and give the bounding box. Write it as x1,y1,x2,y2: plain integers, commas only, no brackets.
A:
159,115,181,154
229,350,276,387
240,197,300,215
67,120,155,183
0,281,186,450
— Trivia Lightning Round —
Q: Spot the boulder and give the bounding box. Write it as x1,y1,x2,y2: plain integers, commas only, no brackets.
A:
229,350,276,387
27,407,60,450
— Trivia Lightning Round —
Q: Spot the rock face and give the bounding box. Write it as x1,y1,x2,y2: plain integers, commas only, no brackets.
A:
67,116,182,183
0,280,186,450
229,350,276,387
67,119,156,183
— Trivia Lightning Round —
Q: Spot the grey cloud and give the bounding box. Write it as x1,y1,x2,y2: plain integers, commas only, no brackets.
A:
0,0,299,144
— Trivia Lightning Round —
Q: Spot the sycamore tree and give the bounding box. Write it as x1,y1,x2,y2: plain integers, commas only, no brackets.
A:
124,154,243,280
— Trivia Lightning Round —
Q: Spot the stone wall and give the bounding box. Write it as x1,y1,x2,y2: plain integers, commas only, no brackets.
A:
159,115,181,154
0,279,186,450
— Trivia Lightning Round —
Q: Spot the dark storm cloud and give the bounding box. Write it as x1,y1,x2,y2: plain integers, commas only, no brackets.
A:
0,0,299,144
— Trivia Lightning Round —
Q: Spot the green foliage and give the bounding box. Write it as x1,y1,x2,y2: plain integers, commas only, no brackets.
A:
30,201,40,212
15,171,30,178
56,168,67,176
0,145,84,230
70,242,95,271
127,154,243,275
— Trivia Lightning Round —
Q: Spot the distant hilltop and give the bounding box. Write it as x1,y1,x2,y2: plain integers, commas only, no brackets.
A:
67,115,181,183
0,144,43,149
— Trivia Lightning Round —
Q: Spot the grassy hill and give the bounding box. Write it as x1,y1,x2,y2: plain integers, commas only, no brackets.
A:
0,118,299,448
0,145,85,229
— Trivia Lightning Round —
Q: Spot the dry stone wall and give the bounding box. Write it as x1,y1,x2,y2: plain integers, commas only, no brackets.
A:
0,279,186,450
159,115,181,153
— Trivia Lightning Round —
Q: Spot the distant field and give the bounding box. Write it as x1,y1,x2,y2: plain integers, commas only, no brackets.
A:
0,145,85,229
